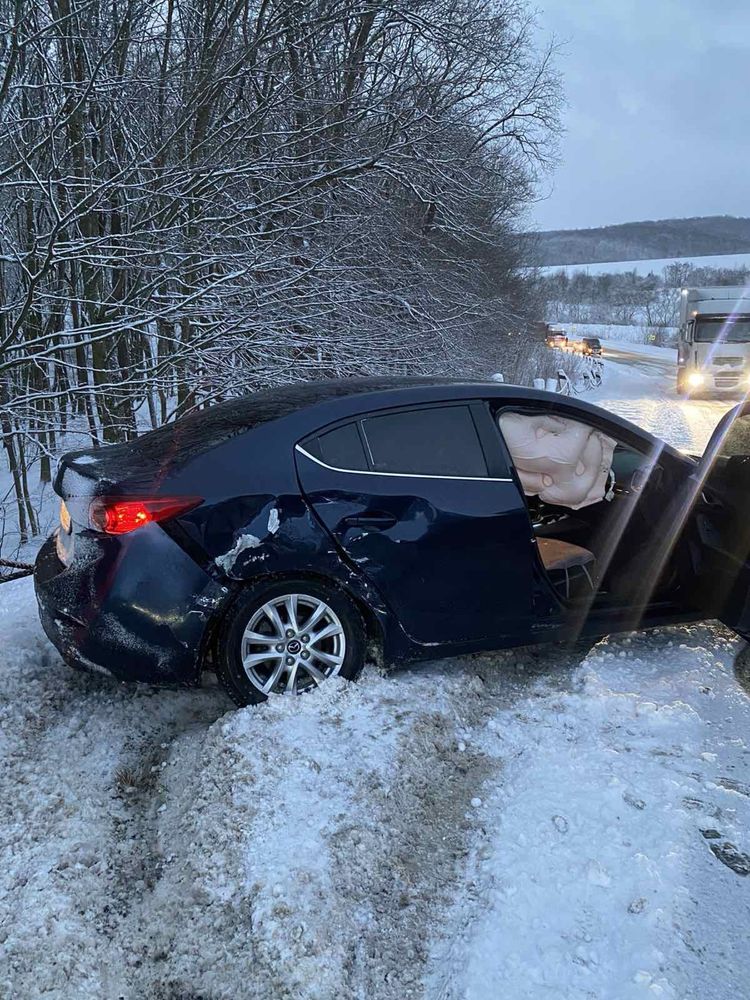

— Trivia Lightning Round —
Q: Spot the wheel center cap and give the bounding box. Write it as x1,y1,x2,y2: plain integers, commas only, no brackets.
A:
286,639,302,654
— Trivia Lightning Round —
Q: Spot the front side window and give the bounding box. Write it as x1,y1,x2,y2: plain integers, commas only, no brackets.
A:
361,405,488,477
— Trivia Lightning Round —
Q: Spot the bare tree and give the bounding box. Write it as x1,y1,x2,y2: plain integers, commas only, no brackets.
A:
0,0,560,552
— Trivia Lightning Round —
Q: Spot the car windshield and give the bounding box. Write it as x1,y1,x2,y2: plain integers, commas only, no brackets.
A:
695,318,750,343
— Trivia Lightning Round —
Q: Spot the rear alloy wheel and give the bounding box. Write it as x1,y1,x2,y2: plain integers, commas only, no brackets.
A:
215,579,366,706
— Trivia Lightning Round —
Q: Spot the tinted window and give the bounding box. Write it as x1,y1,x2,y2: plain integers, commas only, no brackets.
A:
361,406,488,476
313,422,369,470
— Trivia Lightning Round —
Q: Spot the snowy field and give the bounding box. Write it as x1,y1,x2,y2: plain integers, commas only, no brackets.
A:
2,350,750,999
539,251,750,277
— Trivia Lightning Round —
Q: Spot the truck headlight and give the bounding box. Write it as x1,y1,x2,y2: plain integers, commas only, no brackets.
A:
687,372,705,387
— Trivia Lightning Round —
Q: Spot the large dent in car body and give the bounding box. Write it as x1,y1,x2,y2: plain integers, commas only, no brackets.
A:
35,528,228,686
207,493,393,640
209,496,334,582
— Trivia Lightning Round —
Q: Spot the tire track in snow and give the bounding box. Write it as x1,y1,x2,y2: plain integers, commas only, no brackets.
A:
324,645,591,1000
331,699,498,999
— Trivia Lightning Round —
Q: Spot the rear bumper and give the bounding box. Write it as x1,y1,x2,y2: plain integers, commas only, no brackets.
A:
34,528,229,686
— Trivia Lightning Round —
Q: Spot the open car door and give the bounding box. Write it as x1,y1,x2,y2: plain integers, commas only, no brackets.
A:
686,402,750,639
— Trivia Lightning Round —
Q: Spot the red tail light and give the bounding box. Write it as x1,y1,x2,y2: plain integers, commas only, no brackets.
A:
90,496,202,535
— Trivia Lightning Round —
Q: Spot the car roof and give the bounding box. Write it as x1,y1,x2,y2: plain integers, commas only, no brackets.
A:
61,377,467,483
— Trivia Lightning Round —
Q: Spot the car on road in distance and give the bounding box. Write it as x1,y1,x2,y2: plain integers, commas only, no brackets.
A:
34,377,750,706
581,337,603,356
546,330,568,350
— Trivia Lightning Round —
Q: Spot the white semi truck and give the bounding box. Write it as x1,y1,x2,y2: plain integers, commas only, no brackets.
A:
677,286,750,396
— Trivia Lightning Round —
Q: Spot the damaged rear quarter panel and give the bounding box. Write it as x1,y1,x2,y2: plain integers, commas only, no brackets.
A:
168,419,355,581
166,421,400,653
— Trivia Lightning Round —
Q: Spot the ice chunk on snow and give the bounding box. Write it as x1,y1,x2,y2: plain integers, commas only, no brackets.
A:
215,533,261,573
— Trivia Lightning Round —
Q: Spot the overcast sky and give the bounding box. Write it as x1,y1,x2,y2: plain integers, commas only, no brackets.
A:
532,0,750,232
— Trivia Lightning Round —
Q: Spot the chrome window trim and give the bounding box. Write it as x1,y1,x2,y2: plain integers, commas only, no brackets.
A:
295,444,513,483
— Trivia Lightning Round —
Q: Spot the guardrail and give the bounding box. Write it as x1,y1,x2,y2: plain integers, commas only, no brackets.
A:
560,357,603,395
530,356,603,396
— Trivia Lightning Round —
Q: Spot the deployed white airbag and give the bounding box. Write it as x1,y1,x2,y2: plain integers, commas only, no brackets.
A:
499,411,616,509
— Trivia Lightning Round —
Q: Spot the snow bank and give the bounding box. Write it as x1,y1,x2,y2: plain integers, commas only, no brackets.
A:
0,577,511,998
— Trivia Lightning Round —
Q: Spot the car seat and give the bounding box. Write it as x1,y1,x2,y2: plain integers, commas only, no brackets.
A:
537,537,595,597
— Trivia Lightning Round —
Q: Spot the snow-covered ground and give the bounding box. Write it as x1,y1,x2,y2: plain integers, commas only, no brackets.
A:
1,349,749,999
558,322,676,347
428,626,750,1000
589,342,734,454
601,340,677,361
540,251,750,277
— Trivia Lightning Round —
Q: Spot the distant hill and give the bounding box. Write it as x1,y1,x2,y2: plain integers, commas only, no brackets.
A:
527,216,750,267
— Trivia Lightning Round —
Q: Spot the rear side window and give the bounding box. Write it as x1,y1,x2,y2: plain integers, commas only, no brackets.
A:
361,406,488,477
311,422,369,470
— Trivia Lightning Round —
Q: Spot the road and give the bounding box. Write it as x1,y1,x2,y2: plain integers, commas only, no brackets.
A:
603,342,676,378
588,339,734,454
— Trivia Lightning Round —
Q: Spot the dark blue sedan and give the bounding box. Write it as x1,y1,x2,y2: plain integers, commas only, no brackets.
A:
34,377,750,705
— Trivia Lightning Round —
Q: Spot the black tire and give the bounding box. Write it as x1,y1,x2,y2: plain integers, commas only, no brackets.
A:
215,577,366,706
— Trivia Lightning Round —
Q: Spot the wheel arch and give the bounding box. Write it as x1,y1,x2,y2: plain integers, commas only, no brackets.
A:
200,568,386,676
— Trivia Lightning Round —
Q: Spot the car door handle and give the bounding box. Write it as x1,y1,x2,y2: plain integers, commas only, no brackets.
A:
341,510,398,529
